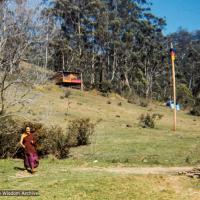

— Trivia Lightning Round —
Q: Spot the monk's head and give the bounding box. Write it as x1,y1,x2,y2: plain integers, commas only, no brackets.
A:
25,126,31,134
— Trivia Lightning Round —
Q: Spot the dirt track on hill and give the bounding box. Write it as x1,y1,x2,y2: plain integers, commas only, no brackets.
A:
72,166,195,175
12,166,197,179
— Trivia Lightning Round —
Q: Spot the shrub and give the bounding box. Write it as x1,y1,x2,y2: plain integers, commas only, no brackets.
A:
127,98,135,104
139,99,149,107
118,102,122,106
0,118,69,159
138,113,163,128
82,80,94,90
107,100,111,104
60,89,72,99
0,117,95,159
0,117,22,158
185,144,200,164
37,125,69,159
177,84,195,108
127,95,148,107
21,121,43,133
99,81,112,93
190,107,200,116
190,98,200,116
67,118,95,147
64,90,72,98
101,92,109,97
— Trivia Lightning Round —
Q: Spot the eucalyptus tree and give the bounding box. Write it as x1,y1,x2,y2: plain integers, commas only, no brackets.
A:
44,0,167,99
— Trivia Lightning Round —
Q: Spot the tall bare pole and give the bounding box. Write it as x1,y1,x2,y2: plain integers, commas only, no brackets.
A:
81,73,83,91
170,43,176,131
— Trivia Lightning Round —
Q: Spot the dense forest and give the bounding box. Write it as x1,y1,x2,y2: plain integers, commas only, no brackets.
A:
0,0,200,114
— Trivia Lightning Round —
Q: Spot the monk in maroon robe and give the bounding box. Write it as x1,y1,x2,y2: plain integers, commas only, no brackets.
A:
20,127,39,174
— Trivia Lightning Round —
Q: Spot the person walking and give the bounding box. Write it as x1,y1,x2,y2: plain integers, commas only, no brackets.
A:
20,126,39,174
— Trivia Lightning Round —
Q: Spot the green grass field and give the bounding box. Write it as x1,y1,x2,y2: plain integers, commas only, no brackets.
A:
1,84,200,199
19,84,200,167
1,159,200,200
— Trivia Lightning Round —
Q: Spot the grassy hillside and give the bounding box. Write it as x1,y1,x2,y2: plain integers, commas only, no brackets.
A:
1,83,200,199
13,83,200,167
1,159,200,200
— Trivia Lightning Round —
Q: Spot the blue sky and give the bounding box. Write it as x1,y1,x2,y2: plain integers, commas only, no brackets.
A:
150,0,200,35
27,0,200,35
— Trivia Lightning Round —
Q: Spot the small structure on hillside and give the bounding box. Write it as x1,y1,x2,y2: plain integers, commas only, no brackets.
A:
53,71,83,90
166,100,180,110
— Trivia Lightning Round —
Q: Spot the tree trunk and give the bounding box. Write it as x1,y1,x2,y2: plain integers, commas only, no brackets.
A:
91,53,95,85
78,12,82,57
99,58,105,90
91,25,95,85
0,73,7,115
123,71,131,91
62,52,65,71
111,47,116,82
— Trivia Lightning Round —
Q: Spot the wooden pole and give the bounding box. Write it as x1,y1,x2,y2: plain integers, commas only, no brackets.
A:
81,73,83,91
171,43,176,131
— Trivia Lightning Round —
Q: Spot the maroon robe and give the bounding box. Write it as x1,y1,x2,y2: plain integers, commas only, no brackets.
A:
23,133,39,169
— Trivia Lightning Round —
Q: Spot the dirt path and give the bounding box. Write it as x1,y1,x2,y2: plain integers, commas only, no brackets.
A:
12,166,197,179
72,166,195,175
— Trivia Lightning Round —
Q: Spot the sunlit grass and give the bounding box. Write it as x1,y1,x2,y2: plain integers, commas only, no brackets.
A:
2,85,200,199
11,84,200,167
0,159,200,200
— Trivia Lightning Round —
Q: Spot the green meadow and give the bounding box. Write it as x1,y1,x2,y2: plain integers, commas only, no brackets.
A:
1,85,200,199
1,159,200,200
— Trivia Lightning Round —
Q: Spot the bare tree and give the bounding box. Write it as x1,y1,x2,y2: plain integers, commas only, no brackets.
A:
0,0,40,116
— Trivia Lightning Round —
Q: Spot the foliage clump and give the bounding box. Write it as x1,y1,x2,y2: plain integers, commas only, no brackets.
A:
138,113,163,128
60,89,72,99
0,117,22,158
0,116,95,159
0,118,70,159
67,118,95,147
64,90,72,98
177,84,195,108
139,99,149,107
190,98,200,116
38,126,69,159
99,81,112,94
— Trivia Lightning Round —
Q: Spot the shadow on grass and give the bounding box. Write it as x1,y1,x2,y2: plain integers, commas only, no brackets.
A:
14,167,32,173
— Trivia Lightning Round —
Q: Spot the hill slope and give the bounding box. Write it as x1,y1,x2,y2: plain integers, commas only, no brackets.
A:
2,83,200,200
17,83,200,167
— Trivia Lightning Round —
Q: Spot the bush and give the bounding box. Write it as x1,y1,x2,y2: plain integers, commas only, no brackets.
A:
60,89,72,99
37,126,69,159
190,106,200,116
0,118,69,159
64,90,72,98
0,117,95,159
127,95,149,107
101,92,109,97
124,91,135,104
118,102,122,106
185,143,200,164
67,118,95,147
139,99,149,107
190,98,200,116
138,113,163,128
99,81,112,93
127,98,135,104
177,84,195,108
0,117,22,158
107,100,111,104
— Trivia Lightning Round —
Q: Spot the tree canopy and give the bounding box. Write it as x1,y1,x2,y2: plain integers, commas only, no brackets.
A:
1,0,200,109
